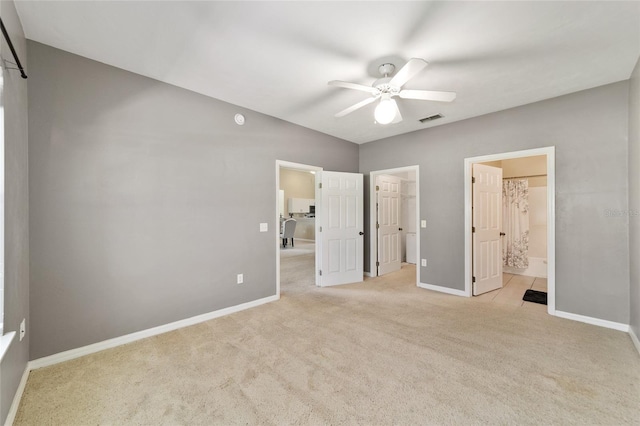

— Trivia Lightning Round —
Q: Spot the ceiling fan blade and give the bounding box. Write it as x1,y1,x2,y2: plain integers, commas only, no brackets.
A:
328,80,379,95
399,89,456,102
389,58,428,87
391,100,403,124
335,97,376,118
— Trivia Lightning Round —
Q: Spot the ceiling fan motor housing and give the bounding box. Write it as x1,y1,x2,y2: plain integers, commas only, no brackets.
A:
373,63,400,95
372,77,400,96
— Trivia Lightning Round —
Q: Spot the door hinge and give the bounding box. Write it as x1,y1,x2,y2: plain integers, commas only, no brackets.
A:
376,185,380,191
318,183,322,189
376,223,380,229
472,276,476,283
319,270,322,276
472,177,476,184
376,261,380,267
319,226,322,232
472,226,475,233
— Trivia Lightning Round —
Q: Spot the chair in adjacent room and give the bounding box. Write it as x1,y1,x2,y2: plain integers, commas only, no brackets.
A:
280,219,297,248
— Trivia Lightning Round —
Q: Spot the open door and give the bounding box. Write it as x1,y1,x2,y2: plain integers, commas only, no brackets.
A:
316,171,364,287
472,163,503,295
376,174,402,276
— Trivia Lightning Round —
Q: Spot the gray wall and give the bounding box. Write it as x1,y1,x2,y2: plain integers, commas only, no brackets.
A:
28,42,358,359
360,82,630,324
630,57,640,338
1,0,30,423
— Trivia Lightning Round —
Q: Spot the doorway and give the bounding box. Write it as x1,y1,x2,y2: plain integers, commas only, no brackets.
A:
276,161,365,296
464,147,556,314
369,166,420,286
276,161,321,298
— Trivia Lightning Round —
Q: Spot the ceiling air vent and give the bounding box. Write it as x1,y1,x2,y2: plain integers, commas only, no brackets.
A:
419,114,443,123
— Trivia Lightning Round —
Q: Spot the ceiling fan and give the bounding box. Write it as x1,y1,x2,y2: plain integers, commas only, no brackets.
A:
328,58,456,125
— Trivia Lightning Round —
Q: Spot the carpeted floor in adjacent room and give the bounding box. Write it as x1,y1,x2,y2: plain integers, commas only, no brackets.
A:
14,259,640,425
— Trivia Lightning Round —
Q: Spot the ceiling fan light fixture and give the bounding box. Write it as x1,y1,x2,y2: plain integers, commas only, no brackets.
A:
374,95,397,125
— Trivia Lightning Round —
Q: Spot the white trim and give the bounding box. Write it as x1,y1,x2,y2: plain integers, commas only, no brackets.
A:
629,327,640,356
29,295,278,370
545,149,556,315
276,160,322,294
0,331,15,363
464,147,556,315
363,271,373,278
555,310,629,332
418,282,468,297
368,166,420,287
4,364,29,426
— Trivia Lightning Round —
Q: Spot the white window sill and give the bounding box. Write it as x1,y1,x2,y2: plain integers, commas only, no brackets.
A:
0,331,16,363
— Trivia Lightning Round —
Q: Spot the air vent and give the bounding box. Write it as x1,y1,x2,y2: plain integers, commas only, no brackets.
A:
419,114,444,123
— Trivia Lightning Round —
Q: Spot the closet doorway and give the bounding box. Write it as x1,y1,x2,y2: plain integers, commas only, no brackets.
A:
464,147,556,314
369,166,420,285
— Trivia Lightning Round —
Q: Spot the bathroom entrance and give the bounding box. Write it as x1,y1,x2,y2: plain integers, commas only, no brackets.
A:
464,147,556,314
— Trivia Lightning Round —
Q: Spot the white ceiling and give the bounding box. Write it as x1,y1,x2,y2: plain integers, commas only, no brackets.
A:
14,1,640,144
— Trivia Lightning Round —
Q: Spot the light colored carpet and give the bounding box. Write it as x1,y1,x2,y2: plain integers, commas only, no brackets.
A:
15,260,640,425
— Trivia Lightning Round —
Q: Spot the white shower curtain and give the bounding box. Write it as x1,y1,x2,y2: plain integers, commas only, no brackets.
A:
502,179,529,268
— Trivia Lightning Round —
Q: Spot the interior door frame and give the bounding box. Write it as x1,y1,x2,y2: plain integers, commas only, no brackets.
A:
275,160,322,298
369,166,420,285
464,147,556,315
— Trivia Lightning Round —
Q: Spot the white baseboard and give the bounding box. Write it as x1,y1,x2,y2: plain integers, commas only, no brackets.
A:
29,295,279,370
629,327,640,356
364,271,373,278
418,282,468,297
554,310,629,332
4,364,30,426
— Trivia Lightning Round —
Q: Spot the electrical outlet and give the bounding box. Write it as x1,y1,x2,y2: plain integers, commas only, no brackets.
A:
19,318,26,341
421,259,427,267
259,223,268,232
237,274,244,284
421,220,427,228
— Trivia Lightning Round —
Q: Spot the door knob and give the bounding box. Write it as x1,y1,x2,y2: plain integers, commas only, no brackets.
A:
359,232,364,235
500,232,506,236
399,228,403,231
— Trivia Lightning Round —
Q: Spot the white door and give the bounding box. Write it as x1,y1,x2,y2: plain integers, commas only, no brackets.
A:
316,171,364,287
376,175,402,276
472,164,503,295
